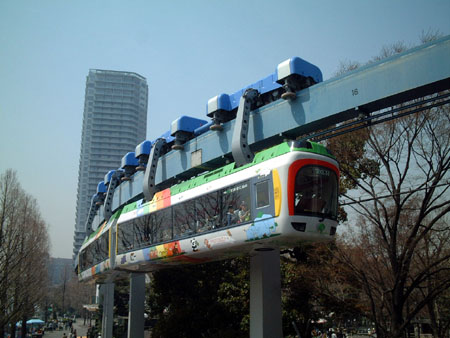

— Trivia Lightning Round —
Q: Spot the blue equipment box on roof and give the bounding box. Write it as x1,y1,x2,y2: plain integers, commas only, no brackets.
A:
207,56,323,116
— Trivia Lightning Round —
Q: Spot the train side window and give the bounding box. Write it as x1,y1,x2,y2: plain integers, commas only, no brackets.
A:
143,214,155,245
94,241,101,264
96,237,101,262
154,208,172,243
134,214,152,249
256,181,270,209
86,246,93,268
90,246,94,266
222,203,239,227
118,220,134,253
99,232,109,261
222,181,251,225
79,251,84,270
82,249,87,270
80,250,87,270
196,191,220,233
87,248,93,268
83,250,88,271
173,200,196,239
132,221,142,250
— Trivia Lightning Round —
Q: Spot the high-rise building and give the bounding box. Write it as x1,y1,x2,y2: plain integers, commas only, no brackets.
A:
48,257,73,285
73,69,148,260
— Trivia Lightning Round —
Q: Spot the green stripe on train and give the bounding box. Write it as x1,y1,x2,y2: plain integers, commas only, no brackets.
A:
170,141,333,196
82,208,122,244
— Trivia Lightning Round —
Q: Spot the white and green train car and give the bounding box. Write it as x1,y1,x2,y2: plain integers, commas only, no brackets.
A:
78,209,122,283
78,140,339,281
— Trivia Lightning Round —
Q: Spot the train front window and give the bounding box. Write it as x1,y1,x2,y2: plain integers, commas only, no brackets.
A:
294,165,338,219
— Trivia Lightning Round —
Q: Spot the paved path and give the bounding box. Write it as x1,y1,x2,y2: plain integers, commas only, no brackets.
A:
43,319,89,338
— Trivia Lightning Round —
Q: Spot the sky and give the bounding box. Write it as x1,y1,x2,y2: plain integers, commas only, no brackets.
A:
0,0,449,259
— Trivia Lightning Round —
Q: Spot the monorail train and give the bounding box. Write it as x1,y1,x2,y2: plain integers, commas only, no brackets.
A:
78,140,339,282
78,208,122,283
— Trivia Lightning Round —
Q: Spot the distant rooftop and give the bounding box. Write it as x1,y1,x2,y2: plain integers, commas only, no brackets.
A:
89,68,147,81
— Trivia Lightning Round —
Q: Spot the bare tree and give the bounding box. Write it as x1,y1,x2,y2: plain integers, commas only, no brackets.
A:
323,33,450,338
0,170,24,336
335,99,450,338
416,216,450,337
0,169,50,337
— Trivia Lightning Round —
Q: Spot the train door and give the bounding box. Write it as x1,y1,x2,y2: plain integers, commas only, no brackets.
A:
250,173,275,219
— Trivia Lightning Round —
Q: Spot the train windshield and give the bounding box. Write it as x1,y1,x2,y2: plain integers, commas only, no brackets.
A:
294,165,338,219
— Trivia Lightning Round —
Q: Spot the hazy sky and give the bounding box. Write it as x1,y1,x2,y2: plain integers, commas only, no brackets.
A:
0,0,449,259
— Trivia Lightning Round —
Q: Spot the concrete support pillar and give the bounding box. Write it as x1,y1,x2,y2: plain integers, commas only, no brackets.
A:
250,248,283,338
127,273,146,338
101,282,114,338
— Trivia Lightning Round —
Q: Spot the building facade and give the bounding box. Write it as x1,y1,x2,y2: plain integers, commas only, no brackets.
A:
48,257,73,285
73,69,148,260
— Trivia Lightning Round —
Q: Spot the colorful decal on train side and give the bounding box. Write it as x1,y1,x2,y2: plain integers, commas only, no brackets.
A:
316,222,326,234
143,241,184,261
94,221,107,240
136,199,147,217
79,259,110,282
119,188,172,223
245,214,279,241
204,230,235,250
190,238,200,252
86,259,111,279
148,188,171,213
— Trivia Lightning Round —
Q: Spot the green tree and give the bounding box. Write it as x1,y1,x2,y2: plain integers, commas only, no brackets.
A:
148,245,363,338
148,258,249,338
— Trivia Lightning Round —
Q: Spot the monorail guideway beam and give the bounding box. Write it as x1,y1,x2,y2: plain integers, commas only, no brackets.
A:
152,35,450,184
97,35,450,217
